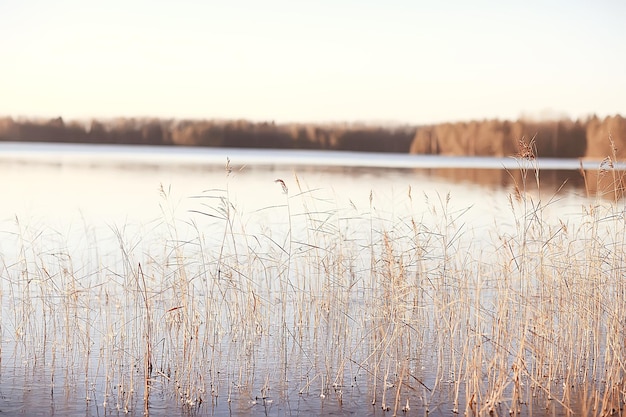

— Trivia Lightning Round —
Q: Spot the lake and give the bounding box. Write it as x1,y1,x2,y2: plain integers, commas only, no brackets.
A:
0,142,624,416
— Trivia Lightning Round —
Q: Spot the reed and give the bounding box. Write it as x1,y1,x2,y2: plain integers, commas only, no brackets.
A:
1,153,625,416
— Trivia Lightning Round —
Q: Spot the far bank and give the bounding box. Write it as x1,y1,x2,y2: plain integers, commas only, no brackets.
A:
1,115,624,160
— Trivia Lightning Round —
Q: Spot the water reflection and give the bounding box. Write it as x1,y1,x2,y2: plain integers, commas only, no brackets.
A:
0,141,623,199
423,167,587,194
1,145,625,417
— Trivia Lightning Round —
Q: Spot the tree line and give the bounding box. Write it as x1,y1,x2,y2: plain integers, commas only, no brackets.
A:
0,115,624,159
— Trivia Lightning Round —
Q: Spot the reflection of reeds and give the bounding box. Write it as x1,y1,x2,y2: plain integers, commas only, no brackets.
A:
2,160,626,416
580,135,626,202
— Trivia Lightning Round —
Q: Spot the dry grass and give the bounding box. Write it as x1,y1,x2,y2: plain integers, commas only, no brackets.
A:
1,156,626,416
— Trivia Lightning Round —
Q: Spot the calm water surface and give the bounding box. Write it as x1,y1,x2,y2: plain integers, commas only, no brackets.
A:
0,142,594,228
0,143,617,416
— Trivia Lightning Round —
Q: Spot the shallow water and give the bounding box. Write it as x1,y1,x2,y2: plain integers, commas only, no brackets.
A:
0,143,624,416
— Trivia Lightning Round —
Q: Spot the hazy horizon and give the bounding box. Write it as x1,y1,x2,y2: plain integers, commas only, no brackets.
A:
2,1,625,125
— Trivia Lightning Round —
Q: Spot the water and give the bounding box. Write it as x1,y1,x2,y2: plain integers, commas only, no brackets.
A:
0,142,623,416
0,141,596,227
1,141,622,170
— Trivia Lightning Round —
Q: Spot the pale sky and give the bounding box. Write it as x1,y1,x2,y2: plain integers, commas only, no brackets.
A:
1,0,624,125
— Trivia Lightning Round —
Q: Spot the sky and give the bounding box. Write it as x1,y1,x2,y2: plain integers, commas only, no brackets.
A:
1,0,625,125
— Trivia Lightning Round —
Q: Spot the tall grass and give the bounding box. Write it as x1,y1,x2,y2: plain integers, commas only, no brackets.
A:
1,156,625,416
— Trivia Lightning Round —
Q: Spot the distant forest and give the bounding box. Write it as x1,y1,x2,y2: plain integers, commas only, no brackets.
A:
0,115,625,159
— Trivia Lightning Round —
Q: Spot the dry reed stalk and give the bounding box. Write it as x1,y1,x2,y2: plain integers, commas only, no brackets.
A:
6,150,626,416
135,263,153,406
392,359,407,417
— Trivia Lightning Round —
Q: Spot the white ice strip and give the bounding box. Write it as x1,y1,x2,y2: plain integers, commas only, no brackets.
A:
0,141,622,170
